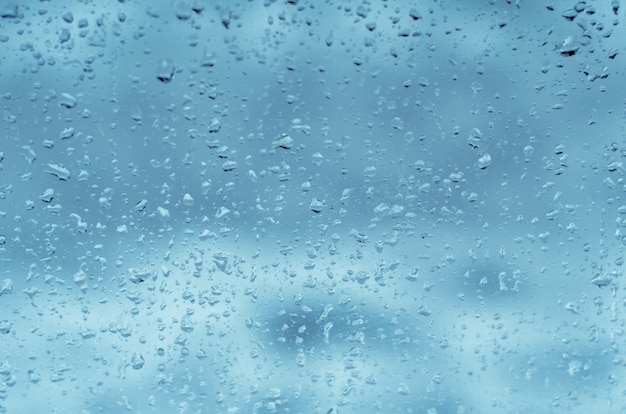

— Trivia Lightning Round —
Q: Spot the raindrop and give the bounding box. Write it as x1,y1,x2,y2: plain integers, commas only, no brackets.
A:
273,134,293,149
1,3,18,19
156,59,175,83
559,36,579,56
477,154,492,169
310,198,325,213
391,117,404,130
62,11,73,23
131,353,145,369
523,145,534,162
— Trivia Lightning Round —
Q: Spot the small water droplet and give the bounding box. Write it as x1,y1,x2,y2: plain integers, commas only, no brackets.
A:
156,59,175,83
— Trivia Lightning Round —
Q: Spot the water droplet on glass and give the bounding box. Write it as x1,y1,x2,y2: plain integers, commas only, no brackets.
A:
46,163,70,180
176,2,193,20
131,353,145,369
1,3,18,19
222,160,237,172
391,117,404,130
561,9,578,21
310,198,325,213
0,279,12,296
467,128,482,149
273,134,293,149
523,145,534,162
59,127,75,140
559,36,579,56
208,117,221,133
477,153,492,169
156,59,175,83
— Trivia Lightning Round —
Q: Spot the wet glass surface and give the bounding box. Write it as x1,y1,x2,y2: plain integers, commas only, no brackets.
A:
0,1,625,413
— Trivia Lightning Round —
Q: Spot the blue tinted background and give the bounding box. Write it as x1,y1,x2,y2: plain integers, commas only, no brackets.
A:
1,1,625,413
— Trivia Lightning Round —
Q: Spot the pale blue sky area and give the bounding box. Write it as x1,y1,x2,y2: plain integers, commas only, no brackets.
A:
0,1,625,413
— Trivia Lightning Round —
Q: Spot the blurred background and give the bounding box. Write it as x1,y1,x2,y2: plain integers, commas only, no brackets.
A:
0,0,625,413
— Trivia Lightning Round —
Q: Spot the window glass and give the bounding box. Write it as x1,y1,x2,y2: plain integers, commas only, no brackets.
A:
0,1,624,412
